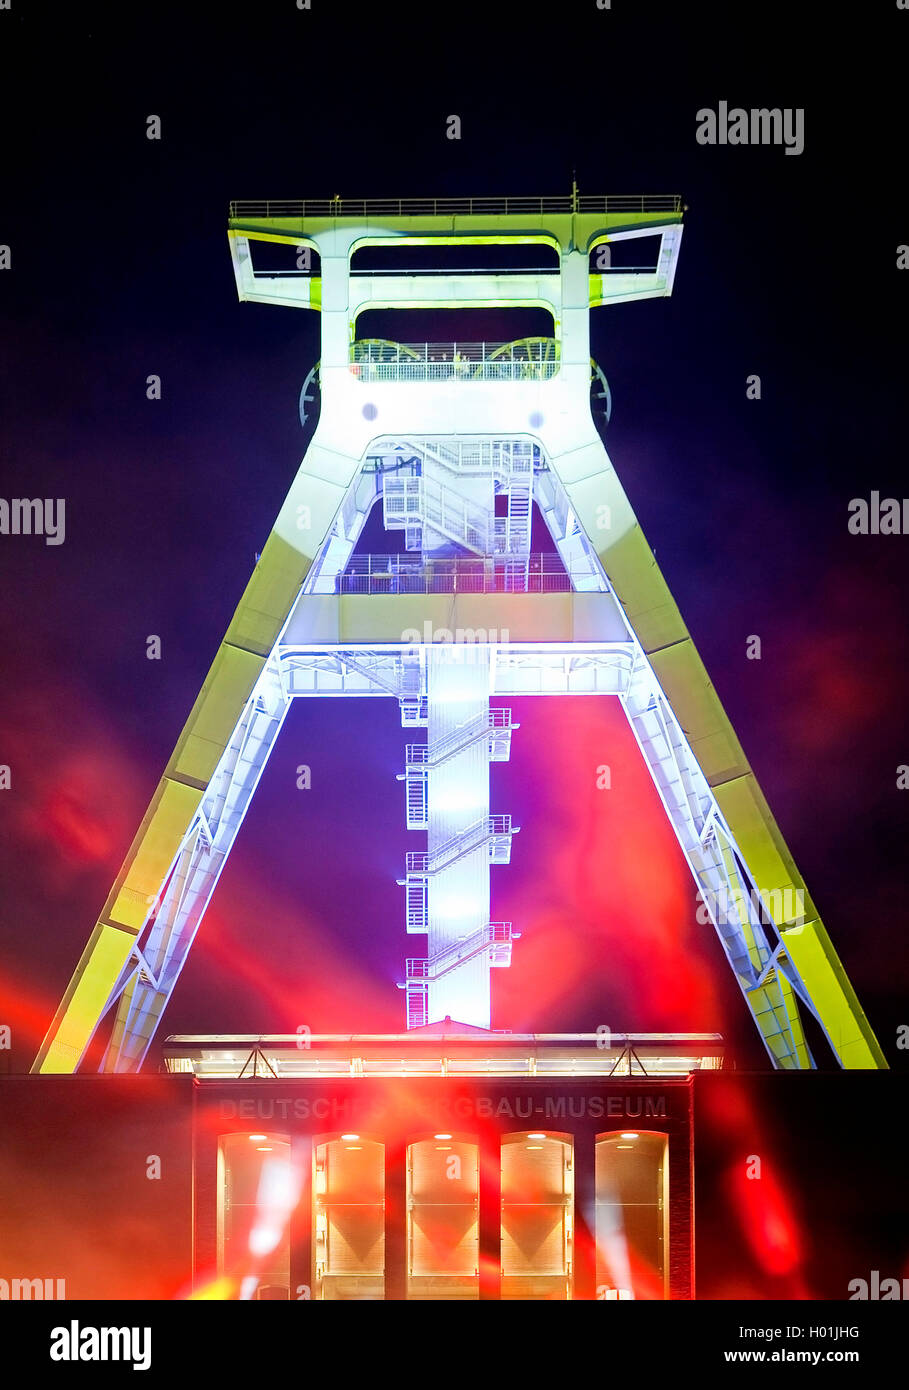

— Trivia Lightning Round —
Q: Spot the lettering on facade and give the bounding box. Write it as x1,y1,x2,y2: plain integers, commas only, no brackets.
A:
218,1097,354,1121
215,1094,668,1124
444,1095,667,1120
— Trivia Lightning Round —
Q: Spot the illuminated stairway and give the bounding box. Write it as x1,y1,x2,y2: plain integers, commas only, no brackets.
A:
397,648,519,1029
383,474,493,555
382,437,535,559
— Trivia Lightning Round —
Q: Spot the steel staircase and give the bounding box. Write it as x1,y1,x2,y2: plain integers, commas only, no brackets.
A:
381,438,537,559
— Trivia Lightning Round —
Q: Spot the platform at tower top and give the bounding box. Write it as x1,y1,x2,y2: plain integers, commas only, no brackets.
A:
228,192,684,246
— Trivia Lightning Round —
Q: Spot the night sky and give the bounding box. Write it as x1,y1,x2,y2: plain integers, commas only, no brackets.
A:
1,1,907,1074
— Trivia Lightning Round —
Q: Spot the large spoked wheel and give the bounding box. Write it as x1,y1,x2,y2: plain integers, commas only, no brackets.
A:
590,358,612,428
485,337,560,380
351,339,422,365
299,362,321,429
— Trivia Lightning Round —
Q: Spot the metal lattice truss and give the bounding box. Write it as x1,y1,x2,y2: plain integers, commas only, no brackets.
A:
621,657,814,1068
100,656,291,1071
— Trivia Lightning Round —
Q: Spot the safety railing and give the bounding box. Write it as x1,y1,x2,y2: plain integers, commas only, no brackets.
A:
383,474,491,553
418,709,491,771
394,437,541,477
350,340,559,382
412,923,515,983
230,194,683,219
405,815,516,875
338,554,577,594
349,265,558,276
405,710,513,770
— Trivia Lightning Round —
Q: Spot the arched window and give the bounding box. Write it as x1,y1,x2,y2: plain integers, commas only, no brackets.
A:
595,1131,669,1300
501,1131,573,1300
312,1135,384,1300
406,1134,479,1300
217,1132,296,1299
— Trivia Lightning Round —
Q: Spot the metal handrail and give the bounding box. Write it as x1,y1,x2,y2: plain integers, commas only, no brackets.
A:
421,711,495,771
414,922,515,982
354,361,560,383
338,553,580,595
350,340,561,384
349,266,558,276
230,194,682,219
343,553,572,572
405,710,512,769
351,340,558,363
406,815,516,875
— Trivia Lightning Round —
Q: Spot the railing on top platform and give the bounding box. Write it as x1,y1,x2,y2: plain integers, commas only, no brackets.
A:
349,340,560,383
230,194,683,219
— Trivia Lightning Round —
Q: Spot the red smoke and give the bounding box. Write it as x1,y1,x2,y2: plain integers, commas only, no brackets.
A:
495,696,727,1034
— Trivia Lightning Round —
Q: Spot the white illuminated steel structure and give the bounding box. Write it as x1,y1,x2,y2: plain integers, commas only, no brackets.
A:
33,193,886,1075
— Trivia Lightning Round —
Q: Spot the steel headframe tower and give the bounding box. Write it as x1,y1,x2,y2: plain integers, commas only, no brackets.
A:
33,192,886,1074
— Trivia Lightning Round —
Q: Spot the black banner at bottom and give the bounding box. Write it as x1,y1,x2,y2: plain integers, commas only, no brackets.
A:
6,1299,909,1377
